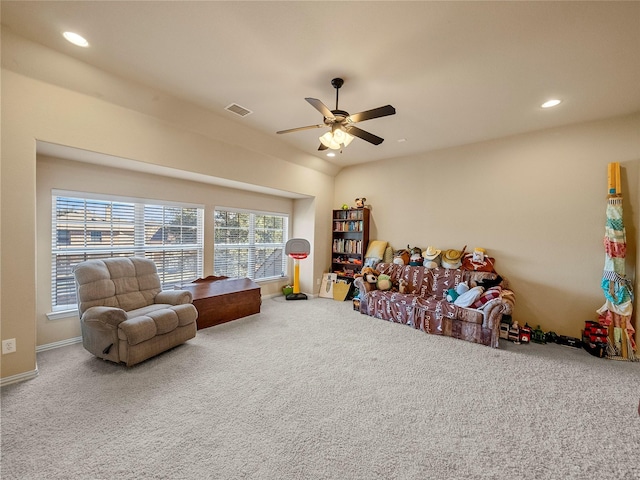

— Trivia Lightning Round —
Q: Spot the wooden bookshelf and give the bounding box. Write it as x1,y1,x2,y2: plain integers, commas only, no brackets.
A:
331,208,370,279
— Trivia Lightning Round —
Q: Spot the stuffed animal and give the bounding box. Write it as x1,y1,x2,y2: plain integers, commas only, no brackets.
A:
446,282,470,302
393,249,410,266
422,246,442,269
355,197,367,208
377,273,392,291
408,246,423,266
356,266,379,285
398,278,409,294
446,288,458,303
442,247,466,269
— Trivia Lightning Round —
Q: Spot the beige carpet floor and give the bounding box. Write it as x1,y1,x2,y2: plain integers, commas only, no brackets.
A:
1,295,639,479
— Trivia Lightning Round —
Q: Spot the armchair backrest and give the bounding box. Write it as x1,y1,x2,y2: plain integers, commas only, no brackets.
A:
73,257,162,316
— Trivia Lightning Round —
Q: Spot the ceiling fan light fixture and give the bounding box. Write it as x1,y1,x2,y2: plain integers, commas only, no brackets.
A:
333,128,353,145
319,132,341,150
319,129,354,150
280,77,396,152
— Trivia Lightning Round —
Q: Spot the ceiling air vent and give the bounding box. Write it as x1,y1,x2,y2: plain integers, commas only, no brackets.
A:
225,103,253,117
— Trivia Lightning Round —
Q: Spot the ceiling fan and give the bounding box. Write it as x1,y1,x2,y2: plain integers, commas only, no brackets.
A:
276,78,396,151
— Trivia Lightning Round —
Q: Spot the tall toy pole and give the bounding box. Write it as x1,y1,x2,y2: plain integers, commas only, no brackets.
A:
285,238,310,301
293,259,301,294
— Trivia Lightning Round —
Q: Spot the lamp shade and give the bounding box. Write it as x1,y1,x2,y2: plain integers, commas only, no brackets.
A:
319,129,354,150
319,132,340,149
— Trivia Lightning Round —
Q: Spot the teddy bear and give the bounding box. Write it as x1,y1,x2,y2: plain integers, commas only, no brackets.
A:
377,273,392,291
397,278,409,294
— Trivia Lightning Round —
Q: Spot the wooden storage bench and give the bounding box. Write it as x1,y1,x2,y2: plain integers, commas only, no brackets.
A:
179,276,261,329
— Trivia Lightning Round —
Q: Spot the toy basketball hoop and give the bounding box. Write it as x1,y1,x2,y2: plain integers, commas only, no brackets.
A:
285,238,310,301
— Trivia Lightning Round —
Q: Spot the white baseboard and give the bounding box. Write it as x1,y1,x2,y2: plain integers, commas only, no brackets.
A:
36,336,83,353
1,338,83,387
0,367,39,387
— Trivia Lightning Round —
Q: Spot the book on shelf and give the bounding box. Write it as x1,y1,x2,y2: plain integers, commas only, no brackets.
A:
333,220,363,232
332,239,362,254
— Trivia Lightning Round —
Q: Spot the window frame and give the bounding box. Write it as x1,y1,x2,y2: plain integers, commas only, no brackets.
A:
51,190,204,312
213,206,289,282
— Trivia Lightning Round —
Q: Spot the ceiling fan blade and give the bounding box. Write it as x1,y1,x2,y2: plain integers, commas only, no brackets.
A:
348,105,396,123
318,143,329,151
305,98,334,119
345,126,384,145
276,124,325,134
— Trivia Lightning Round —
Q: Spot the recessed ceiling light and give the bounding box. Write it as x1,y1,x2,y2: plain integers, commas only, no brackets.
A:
326,152,336,157
541,99,562,109
63,31,89,47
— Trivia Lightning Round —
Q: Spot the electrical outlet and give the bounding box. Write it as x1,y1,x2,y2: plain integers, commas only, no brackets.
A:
2,338,16,354
317,278,321,285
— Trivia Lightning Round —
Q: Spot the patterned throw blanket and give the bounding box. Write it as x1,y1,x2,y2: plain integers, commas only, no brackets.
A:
355,263,514,348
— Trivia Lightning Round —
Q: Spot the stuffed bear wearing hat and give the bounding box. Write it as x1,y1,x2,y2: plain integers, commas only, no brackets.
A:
422,246,442,269
442,246,466,269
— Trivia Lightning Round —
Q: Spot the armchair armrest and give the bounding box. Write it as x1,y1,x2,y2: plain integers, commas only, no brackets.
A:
155,289,193,305
81,306,127,327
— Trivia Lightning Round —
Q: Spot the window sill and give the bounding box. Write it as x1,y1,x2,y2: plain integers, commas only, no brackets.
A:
256,277,290,285
46,309,78,321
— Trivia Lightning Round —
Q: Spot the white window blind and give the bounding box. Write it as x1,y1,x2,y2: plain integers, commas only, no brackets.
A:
214,208,288,281
52,192,204,311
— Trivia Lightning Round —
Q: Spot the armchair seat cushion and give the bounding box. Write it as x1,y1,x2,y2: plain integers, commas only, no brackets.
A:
119,316,159,345
125,303,199,325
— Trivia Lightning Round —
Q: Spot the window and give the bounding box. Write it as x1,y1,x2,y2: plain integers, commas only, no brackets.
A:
214,208,288,281
52,191,204,311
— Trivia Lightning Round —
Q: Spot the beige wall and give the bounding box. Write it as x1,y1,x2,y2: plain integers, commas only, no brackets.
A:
1,53,335,380
3,28,639,382
36,156,297,346
335,113,640,337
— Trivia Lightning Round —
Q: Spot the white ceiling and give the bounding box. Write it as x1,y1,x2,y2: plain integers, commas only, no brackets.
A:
2,1,640,168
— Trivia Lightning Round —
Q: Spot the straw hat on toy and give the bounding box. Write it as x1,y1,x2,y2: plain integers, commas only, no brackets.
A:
442,246,466,269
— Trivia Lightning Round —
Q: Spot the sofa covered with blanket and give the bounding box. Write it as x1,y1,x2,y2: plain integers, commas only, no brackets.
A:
353,263,514,347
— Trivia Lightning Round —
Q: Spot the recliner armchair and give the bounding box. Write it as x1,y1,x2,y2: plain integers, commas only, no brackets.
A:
73,257,198,366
